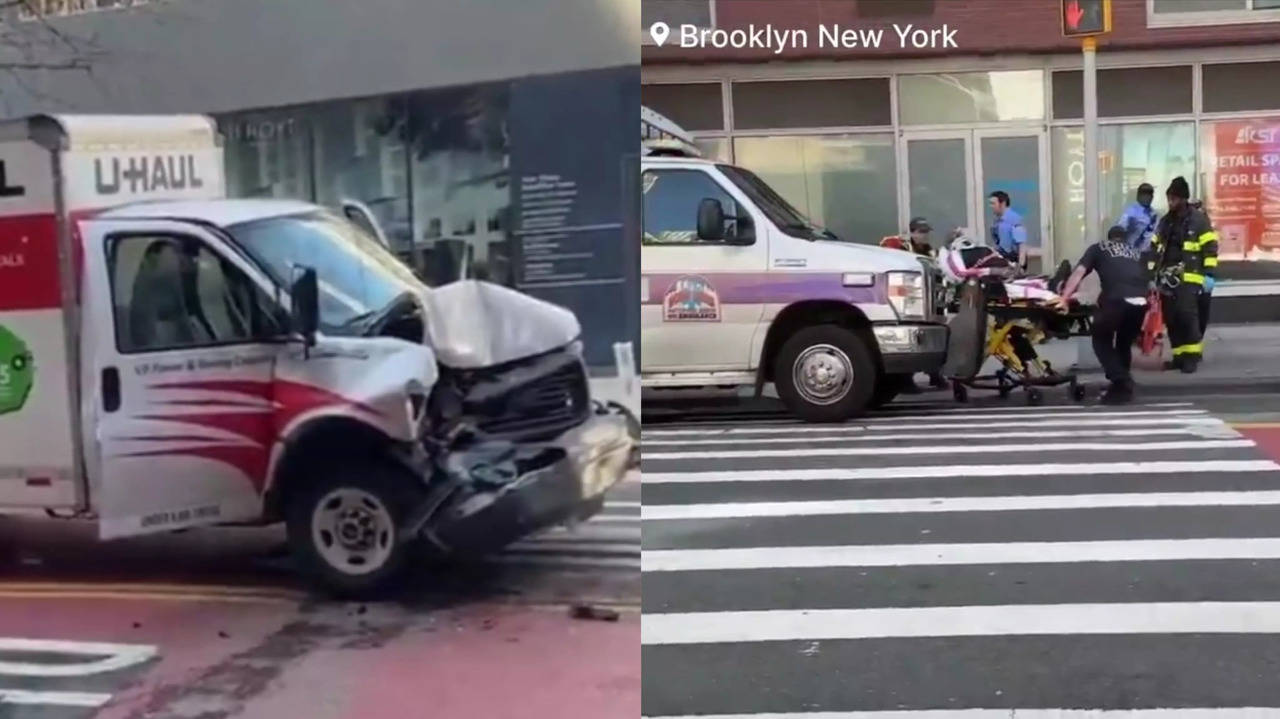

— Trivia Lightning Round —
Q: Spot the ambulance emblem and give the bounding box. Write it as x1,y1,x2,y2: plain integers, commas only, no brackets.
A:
663,275,721,322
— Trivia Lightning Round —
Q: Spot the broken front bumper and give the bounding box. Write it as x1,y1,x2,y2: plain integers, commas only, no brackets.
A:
424,407,636,554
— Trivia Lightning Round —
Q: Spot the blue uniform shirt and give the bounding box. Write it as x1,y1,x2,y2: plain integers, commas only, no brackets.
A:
1116,202,1158,250
991,208,1027,257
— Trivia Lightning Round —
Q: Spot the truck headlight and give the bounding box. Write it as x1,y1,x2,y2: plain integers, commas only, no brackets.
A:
886,271,926,320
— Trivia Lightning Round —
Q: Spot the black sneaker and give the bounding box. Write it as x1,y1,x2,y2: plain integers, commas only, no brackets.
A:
1100,382,1135,405
1180,356,1200,374
1163,358,1182,371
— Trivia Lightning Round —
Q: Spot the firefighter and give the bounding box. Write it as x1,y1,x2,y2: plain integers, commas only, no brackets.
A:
1151,177,1218,374
1191,200,1215,340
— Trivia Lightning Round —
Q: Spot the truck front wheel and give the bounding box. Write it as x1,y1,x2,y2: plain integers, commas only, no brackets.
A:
286,461,424,598
775,325,876,423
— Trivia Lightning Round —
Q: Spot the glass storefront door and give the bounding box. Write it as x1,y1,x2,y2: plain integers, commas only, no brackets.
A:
903,129,1049,269
902,132,974,245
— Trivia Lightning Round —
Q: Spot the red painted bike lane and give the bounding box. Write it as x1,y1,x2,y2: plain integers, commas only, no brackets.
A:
0,593,637,719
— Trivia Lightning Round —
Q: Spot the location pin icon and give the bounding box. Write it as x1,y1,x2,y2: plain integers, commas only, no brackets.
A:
650,21,670,46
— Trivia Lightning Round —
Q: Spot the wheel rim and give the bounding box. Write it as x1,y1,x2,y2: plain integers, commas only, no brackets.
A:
792,343,854,406
311,488,395,576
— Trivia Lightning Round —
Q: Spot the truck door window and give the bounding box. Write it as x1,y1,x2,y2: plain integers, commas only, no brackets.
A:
642,169,741,245
109,235,276,354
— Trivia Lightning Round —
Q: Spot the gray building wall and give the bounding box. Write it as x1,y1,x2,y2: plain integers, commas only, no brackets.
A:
0,0,639,116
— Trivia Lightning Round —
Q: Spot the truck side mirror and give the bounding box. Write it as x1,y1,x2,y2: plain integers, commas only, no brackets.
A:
696,198,726,241
290,267,319,349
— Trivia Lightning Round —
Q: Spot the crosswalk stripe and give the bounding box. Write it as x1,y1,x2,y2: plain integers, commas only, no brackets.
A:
874,401,1195,415
641,489,1280,521
640,601,1280,645
641,426,1237,446
0,690,112,707
642,538,1280,572
641,709,1280,718
642,410,1208,437
642,459,1277,485
642,416,1219,438
643,439,1251,461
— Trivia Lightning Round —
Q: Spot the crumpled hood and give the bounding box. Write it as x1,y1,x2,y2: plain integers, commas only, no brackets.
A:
419,280,581,369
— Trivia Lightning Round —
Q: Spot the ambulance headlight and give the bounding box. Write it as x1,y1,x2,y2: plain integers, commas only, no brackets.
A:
886,271,926,320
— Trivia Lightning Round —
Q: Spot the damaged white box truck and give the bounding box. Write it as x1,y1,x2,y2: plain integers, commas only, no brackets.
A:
0,115,635,596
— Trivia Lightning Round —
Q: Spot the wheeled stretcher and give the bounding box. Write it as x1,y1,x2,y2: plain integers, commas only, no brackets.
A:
936,241,1093,405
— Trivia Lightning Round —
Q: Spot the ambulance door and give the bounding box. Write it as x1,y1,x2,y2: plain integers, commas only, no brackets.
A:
81,217,290,539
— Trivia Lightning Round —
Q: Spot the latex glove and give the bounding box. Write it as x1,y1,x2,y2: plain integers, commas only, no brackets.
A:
1049,295,1071,313
1203,276,1215,293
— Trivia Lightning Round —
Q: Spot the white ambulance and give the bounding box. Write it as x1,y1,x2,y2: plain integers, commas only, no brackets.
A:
0,115,633,596
641,107,949,421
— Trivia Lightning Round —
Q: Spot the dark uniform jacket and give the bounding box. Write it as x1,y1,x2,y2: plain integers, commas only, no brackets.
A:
1151,207,1219,287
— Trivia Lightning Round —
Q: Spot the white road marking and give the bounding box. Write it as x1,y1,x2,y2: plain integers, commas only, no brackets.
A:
876,401,1194,415
642,538,1280,572
641,488,1280,521
641,601,1280,645
643,439,1250,461
641,460,1278,485
0,637,156,677
642,416,1219,439
642,410,1208,437
642,709,1280,718
0,689,112,707
641,426,1237,447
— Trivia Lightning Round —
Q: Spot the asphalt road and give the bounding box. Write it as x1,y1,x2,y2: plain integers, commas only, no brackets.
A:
641,394,1280,718
0,476,639,719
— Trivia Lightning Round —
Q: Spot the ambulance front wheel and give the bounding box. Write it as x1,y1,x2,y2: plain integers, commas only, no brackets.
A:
286,461,423,599
775,325,876,423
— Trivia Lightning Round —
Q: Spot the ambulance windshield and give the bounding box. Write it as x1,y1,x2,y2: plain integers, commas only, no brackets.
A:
228,211,425,333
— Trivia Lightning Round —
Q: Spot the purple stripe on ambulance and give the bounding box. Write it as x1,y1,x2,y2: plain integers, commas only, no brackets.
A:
644,272,885,306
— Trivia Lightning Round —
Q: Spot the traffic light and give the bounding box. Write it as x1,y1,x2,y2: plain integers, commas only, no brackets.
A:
1061,0,1111,38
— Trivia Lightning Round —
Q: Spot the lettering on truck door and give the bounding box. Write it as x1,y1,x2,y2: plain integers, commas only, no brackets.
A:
82,218,287,538
640,168,767,371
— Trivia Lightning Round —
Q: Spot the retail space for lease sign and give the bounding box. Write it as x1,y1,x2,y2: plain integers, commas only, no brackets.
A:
1203,118,1280,262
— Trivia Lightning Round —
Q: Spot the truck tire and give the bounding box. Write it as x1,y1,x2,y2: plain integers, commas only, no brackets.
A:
775,325,877,423
286,460,424,599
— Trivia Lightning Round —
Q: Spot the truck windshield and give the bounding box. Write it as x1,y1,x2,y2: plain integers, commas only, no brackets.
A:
717,164,842,242
227,211,425,333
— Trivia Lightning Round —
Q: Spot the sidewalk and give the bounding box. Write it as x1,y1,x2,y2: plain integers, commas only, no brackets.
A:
1029,322,1280,395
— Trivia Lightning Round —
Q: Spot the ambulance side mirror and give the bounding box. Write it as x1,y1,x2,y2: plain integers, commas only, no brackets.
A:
696,198,725,241
290,267,319,350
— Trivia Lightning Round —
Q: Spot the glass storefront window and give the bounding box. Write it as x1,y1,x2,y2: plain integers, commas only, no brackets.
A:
732,134,898,244
1051,122,1196,264
1200,118,1280,274
693,137,732,162
311,98,412,255
222,111,314,201
399,85,513,287
899,71,1044,126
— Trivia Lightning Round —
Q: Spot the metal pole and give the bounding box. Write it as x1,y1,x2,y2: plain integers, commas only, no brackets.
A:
1082,36,1099,244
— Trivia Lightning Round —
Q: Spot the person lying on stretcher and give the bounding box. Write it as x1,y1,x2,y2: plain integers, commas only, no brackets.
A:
936,233,1075,305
